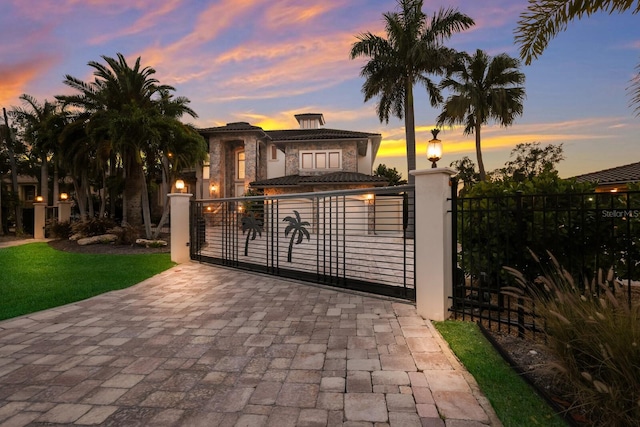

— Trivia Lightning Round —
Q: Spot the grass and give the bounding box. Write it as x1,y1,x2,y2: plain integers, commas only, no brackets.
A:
0,242,174,321
433,320,568,427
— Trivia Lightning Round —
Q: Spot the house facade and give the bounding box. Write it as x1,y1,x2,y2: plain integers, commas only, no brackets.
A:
196,113,387,198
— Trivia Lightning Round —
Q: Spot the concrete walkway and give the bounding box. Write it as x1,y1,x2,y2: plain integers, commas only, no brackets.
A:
0,261,500,426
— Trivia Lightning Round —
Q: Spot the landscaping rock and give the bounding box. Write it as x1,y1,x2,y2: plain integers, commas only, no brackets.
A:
135,239,168,248
77,234,118,246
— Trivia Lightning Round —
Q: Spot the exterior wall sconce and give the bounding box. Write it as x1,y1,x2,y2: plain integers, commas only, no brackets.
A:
35,195,44,203
175,179,185,193
59,193,69,201
210,184,217,194
205,205,213,212
427,129,442,168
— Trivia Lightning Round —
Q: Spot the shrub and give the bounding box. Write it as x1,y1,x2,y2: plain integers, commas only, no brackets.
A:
504,253,640,426
47,220,72,239
71,218,118,237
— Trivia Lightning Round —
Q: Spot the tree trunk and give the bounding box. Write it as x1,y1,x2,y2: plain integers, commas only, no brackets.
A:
3,108,22,233
99,170,106,218
86,173,94,219
40,152,48,205
404,80,416,185
73,177,87,220
475,123,486,181
141,174,152,239
403,80,416,238
52,160,59,207
152,155,171,239
123,157,143,227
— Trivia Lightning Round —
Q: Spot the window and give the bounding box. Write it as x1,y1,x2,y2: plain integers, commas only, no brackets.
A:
269,144,278,161
237,151,245,180
299,150,341,170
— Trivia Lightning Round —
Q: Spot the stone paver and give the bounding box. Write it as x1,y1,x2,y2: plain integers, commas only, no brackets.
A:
0,262,499,426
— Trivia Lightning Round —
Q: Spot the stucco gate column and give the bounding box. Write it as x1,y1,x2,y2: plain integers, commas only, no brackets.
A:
168,193,192,264
409,168,456,321
33,202,47,239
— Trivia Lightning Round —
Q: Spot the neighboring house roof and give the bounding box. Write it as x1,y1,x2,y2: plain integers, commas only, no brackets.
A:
251,172,388,188
572,162,640,185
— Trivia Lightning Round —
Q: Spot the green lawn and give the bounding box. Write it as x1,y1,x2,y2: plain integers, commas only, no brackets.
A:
433,320,568,427
0,242,174,321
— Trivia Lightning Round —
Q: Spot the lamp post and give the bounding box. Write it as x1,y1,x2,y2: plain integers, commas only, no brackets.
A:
175,179,185,193
427,129,442,168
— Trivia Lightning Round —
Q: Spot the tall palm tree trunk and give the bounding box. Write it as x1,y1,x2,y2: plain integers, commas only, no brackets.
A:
404,81,416,185
475,123,486,181
124,158,144,227
3,108,22,233
40,153,48,204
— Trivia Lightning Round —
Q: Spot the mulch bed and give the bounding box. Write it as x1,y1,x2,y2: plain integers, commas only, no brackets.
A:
482,326,589,426
47,238,171,255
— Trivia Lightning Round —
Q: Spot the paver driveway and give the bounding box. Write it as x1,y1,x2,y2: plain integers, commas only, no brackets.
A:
0,262,498,426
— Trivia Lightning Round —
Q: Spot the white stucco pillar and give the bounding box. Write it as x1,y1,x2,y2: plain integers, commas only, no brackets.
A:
58,201,72,223
168,193,192,264
410,168,456,321
33,202,46,239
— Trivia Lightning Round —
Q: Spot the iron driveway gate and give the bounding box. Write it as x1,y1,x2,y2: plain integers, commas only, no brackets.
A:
191,186,415,300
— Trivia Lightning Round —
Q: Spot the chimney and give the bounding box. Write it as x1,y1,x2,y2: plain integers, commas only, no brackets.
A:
294,113,325,129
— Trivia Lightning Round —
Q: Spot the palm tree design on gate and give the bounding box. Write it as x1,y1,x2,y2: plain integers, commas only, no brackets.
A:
283,210,310,262
241,212,263,256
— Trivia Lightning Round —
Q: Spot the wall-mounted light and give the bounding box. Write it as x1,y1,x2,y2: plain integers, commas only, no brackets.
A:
427,129,442,168
60,193,69,201
206,205,213,212
175,179,185,193
365,193,375,204
210,184,217,194
35,195,44,203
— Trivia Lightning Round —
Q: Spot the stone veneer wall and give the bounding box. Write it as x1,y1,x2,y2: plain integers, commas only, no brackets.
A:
286,141,358,176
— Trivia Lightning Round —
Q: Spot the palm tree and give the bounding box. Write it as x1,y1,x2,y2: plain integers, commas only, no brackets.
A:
58,53,205,236
10,95,66,205
515,0,640,114
241,212,263,256
350,0,474,184
283,210,310,263
437,49,526,180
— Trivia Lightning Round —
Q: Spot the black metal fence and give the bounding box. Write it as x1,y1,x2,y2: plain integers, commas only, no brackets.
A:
191,186,415,300
451,186,640,338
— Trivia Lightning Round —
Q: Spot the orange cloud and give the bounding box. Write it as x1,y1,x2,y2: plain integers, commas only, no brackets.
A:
263,2,341,28
0,57,58,107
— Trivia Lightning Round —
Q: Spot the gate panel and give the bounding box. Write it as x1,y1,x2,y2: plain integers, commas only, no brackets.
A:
191,187,415,300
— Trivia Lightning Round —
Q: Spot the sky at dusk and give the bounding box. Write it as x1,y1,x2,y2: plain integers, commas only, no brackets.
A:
1,0,638,179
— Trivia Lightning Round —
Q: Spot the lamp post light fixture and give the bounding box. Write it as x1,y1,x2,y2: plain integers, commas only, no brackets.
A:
175,179,185,193
427,129,442,168
59,192,69,201
35,195,44,203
